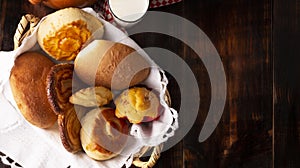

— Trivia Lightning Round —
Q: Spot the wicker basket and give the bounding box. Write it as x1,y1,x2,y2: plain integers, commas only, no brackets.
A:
14,14,172,168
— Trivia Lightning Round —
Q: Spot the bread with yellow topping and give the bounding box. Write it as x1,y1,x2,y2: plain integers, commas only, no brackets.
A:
114,87,163,124
37,8,104,61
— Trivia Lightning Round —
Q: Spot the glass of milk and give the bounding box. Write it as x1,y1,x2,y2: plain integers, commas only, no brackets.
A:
108,0,149,28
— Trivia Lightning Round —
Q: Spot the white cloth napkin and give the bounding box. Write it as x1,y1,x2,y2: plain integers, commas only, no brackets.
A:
0,8,178,168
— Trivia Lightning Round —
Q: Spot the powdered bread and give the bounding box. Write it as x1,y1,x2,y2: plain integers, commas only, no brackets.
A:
74,40,150,90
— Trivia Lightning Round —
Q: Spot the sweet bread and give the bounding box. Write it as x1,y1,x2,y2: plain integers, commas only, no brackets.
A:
114,87,163,124
10,52,57,128
46,63,74,114
80,107,129,160
70,86,113,107
37,8,104,61
58,107,82,153
74,40,150,90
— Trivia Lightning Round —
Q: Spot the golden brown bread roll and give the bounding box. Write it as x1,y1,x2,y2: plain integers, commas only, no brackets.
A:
74,40,150,90
10,52,57,128
37,8,104,61
80,107,129,160
114,87,163,124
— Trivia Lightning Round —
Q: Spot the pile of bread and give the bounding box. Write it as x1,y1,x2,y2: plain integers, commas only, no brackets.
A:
10,8,163,161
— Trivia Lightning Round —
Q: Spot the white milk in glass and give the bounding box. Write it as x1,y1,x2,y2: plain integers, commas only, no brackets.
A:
109,0,149,28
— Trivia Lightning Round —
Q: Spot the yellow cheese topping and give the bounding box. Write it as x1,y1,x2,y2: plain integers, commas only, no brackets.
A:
43,20,91,61
128,87,151,111
115,87,161,124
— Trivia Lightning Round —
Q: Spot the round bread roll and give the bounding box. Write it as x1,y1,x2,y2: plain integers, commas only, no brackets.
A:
37,7,104,61
115,87,163,124
80,107,129,161
10,52,57,128
74,40,150,90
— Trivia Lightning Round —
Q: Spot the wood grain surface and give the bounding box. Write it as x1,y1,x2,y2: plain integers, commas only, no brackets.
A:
273,0,300,167
0,0,299,167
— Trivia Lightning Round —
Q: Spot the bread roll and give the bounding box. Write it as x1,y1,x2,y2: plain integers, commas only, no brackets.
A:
80,107,129,160
114,87,163,124
10,52,57,128
37,8,104,61
74,40,150,90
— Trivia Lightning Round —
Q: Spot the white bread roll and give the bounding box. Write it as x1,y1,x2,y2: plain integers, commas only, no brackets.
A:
74,40,150,90
37,8,104,61
80,107,129,160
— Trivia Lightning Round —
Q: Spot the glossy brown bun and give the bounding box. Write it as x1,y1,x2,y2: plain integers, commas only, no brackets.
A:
80,107,129,160
58,107,82,153
10,52,57,128
37,8,104,61
74,40,150,90
46,63,74,115
28,0,96,9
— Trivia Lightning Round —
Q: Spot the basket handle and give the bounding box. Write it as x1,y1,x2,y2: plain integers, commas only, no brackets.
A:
132,144,163,168
14,14,40,50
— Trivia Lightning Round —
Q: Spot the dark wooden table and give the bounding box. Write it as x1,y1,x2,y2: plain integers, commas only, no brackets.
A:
0,0,299,167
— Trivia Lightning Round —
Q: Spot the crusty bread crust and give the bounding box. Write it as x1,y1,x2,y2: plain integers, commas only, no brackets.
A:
10,52,57,128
